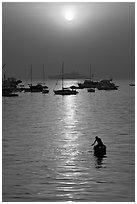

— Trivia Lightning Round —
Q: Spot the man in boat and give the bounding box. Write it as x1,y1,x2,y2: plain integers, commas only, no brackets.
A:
92,136,106,155
91,136,104,147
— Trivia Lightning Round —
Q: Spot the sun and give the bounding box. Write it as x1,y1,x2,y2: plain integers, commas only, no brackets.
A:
65,10,74,21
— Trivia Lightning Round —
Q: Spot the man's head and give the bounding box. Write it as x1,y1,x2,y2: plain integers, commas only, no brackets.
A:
95,136,98,139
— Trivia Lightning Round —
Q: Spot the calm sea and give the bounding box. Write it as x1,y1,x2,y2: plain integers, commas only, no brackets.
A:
2,79,135,202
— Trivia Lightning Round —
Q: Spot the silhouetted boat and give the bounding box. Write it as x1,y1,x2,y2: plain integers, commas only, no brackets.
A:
42,64,49,94
53,62,79,95
24,65,33,92
94,145,106,156
78,64,99,88
24,84,47,92
69,85,83,89
24,86,31,92
78,79,98,89
42,89,49,94
129,84,135,86
2,64,22,94
31,83,46,92
30,64,49,92
54,87,78,95
2,87,18,97
25,83,48,92
24,65,49,93
87,88,95,92
97,79,118,90
2,67,20,96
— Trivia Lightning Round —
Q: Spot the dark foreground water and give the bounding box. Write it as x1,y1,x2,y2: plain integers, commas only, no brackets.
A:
2,79,135,201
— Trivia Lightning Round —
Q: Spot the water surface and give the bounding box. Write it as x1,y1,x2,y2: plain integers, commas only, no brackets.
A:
2,79,135,201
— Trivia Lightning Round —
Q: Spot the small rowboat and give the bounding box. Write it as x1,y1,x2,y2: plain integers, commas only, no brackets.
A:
42,89,49,94
87,88,95,93
94,145,106,156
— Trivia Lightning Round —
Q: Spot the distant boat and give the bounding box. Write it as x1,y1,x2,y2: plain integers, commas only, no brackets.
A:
53,62,79,95
78,64,99,88
30,65,48,93
2,64,22,95
42,88,49,94
2,69,19,97
42,64,49,94
97,79,118,90
129,84,135,86
24,65,32,92
25,83,48,92
69,85,83,89
78,79,98,88
24,64,49,93
87,88,95,93
24,86,31,92
31,83,46,92
2,87,18,97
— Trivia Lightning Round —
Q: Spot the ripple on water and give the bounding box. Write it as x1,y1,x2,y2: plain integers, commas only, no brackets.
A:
2,80,135,202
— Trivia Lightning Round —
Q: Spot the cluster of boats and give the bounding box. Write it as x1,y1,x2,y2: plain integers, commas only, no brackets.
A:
2,62,134,97
2,79,49,97
2,76,22,97
2,64,50,97
23,83,49,93
2,76,119,97
75,78,119,91
53,62,119,95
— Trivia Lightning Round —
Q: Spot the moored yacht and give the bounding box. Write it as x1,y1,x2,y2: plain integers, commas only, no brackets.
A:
97,79,118,90
78,64,99,88
53,62,79,95
24,64,49,93
54,87,78,95
87,88,95,92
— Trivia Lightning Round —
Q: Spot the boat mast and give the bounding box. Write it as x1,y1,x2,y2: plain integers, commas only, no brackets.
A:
90,64,94,80
62,61,64,89
43,64,45,85
90,64,91,80
31,64,32,86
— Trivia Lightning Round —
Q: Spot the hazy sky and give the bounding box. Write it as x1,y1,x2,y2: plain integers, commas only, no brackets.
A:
2,2,135,80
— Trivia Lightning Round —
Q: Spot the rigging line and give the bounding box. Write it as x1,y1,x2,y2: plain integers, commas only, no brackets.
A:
24,67,31,86
42,64,45,85
53,70,62,90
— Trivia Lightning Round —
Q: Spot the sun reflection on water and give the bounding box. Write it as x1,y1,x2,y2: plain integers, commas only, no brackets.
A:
55,96,83,199
63,96,78,126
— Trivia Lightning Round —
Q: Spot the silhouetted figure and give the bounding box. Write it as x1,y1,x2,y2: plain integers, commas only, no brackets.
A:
91,136,104,147
91,136,106,156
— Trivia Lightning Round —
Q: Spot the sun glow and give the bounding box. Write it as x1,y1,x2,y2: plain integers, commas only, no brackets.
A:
65,10,74,21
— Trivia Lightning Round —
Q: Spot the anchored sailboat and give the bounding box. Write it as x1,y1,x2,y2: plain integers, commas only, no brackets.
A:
42,64,49,94
87,64,96,93
24,64,49,93
53,62,79,95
